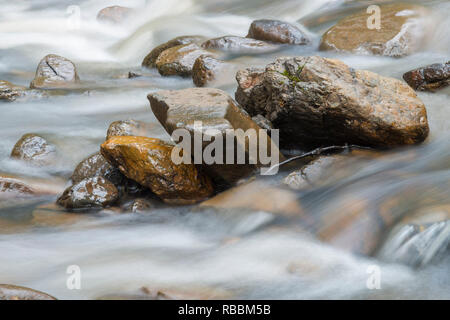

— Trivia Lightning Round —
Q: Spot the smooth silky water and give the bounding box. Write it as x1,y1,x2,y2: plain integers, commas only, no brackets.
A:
0,0,449,299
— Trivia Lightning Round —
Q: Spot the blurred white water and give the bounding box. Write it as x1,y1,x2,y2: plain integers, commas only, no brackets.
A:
0,0,449,299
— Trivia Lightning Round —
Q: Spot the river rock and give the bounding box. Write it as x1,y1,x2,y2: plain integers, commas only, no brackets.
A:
57,176,119,210
403,61,450,92
71,152,123,185
142,35,206,68
148,88,281,184
0,80,27,101
320,3,430,57
247,19,309,45
100,136,214,203
107,119,158,140
235,56,429,149
10,133,56,165
192,55,229,87
97,6,133,24
251,115,273,133
30,54,80,89
201,36,278,53
122,198,155,213
0,175,35,198
0,284,56,300
155,43,212,77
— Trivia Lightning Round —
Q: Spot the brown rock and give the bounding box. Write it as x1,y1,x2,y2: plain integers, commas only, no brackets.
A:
155,43,212,77
201,36,278,53
142,35,206,68
57,177,119,210
100,136,213,203
0,80,26,101
192,55,229,87
96,6,133,24
148,88,281,184
247,19,309,45
319,3,430,57
30,54,80,89
10,133,56,165
0,176,35,198
71,152,124,185
0,284,56,300
235,56,429,149
106,119,165,140
403,61,450,92
122,198,155,213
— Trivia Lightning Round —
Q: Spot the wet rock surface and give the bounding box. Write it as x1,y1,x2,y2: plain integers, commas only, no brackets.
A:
142,35,206,68
122,198,155,213
106,119,162,140
320,3,430,57
155,43,212,77
30,54,80,89
236,56,429,149
100,136,214,203
10,133,56,165
0,284,56,300
71,152,124,185
0,175,35,198
201,36,278,53
57,176,119,210
96,6,133,24
0,80,27,101
192,55,229,87
247,19,309,45
148,88,280,184
403,61,450,92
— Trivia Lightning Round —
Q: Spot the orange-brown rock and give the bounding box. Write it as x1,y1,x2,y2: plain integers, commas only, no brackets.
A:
319,3,430,57
100,136,213,203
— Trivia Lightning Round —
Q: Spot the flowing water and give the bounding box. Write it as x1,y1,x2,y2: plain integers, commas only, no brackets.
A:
0,0,449,299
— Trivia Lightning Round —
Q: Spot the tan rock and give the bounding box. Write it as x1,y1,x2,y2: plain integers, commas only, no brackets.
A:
201,36,278,53
30,54,80,89
10,133,56,166
0,284,56,300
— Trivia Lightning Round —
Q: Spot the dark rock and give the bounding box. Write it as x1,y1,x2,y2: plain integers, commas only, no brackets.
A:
142,35,206,68
403,61,450,92
201,36,278,53
30,54,80,89
128,72,142,79
0,284,56,300
71,152,123,185
247,19,309,45
122,198,155,213
10,133,56,166
100,136,214,204
155,43,212,77
96,6,133,24
235,56,429,149
57,176,119,210
251,115,273,133
192,55,229,87
319,3,430,57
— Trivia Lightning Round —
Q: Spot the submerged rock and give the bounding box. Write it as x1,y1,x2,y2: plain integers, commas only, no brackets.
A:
97,6,133,24
201,36,278,53
122,198,155,213
148,88,280,184
155,43,212,77
142,35,206,68
0,80,27,101
236,56,429,149
403,61,450,92
0,175,35,198
0,284,56,300
10,133,56,166
247,19,309,45
320,3,430,57
57,176,119,210
30,54,80,89
100,136,213,203
192,55,229,87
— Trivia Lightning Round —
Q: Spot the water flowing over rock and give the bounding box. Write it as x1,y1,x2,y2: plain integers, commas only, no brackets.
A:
10,133,56,166
247,19,309,45
403,61,450,92
235,56,429,149
0,284,56,300
192,55,229,87
57,176,119,210
122,198,155,213
100,136,213,204
148,88,281,184
30,54,80,89
142,35,206,68
319,3,430,57
155,43,212,77
0,80,27,101
0,175,35,198
96,6,133,24
201,36,278,54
